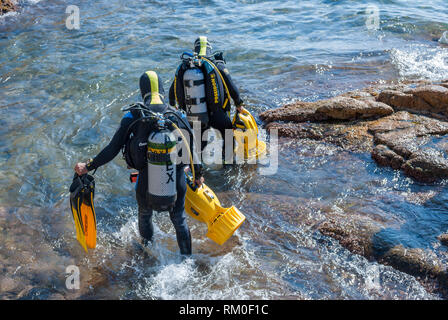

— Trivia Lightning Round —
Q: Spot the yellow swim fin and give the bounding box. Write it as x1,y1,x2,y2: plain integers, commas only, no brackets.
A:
185,176,245,245
69,174,97,252
232,109,267,162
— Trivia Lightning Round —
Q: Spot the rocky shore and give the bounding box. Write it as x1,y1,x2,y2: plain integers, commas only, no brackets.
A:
0,0,17,15
261,80,448,182
260,79,448,298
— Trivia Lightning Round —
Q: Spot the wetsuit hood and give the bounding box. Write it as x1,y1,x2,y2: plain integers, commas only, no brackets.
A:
139,70,166,109
194,36,212,56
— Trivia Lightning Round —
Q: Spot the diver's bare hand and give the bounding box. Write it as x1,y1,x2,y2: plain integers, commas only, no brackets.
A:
74,162,88,176
184,167,204,186
236,105,245,113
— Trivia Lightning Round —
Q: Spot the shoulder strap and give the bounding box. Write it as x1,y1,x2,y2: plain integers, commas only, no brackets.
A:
174,62,188,106
201,56,231,111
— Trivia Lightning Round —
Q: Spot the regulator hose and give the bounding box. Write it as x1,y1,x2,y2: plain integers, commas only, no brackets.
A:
164,111,198,184
169,122,195,184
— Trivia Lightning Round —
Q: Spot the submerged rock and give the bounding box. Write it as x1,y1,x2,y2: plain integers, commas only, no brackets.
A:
266,121,374,152
318,215,381,258
369,111,448,182
371,144,405,170
259,81,448,297
438,233,448,247
379,246,448,297
0,0,17,15
318,210,448,297
234,191,447,297
0,205,109,300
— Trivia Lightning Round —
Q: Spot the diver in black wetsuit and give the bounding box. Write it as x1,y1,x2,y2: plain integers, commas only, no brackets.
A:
74,71,204,256
169,36,245,160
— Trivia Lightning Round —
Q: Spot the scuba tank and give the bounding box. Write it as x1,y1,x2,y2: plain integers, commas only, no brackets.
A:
183,55,209,126
124,70,199,212
123,103,191,212
174,52,230,121
147,118,178,212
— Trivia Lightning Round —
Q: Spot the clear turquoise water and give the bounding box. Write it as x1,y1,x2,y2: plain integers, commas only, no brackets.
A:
0,0,447,299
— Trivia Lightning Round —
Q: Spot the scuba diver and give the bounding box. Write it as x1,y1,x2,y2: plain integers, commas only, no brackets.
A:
73,70,204,256
169,36,245,161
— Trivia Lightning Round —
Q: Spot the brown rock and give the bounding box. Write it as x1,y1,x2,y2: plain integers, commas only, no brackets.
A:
438,233,448,246
314,97,393,120
367,112,448,181
261,81,448,182
380,246,447,289
0,0,17,14
377,86,448,119
260,97,393,124
405,85,448,113
267,121,373,152
377,90,433,115
259,101,320,123
402,150,448,182
265,122,324,140
371,144,405,170
258,79,448,297
368,111,425,134
318,216,381,258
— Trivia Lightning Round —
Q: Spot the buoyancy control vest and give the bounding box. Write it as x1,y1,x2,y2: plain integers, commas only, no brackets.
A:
122,102,180,211
173,53,231,122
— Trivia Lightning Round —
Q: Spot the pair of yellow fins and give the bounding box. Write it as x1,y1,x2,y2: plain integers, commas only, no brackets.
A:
69,109,266,249
69,173,97,252
68,171,243,249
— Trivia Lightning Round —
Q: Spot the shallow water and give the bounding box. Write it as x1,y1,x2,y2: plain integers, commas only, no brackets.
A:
0,0,447,299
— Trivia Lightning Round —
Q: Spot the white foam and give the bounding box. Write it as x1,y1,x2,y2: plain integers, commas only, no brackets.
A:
390,44,448,81
141,258,197,299
0,11,18,20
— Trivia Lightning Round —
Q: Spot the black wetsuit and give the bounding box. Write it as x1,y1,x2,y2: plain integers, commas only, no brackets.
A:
168,57,243,155
86,103,201,255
